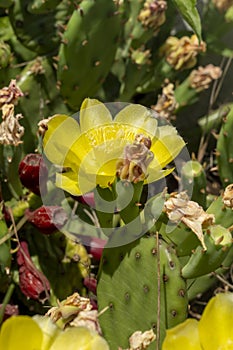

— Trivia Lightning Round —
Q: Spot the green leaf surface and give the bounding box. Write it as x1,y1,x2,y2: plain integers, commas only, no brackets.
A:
171,0,202,41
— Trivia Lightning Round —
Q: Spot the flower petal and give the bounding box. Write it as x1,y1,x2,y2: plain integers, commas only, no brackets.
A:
49,326,109,350
43,115,81,166
114,104,158,137
56,170,82,196
80,98,112,133
151,125,185,168
162,319,201,350
33,315,61,350
199,293,233,350
0,316,43,350
146,167,174,183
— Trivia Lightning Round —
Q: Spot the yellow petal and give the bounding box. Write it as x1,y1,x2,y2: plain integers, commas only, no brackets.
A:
33,315,61,350
162,319,201,350
0,316,43,350
43,115,81,166
114,104,158,138
80,98,112,133
49,326,109,350
199,293,233,350
146,167,174,183
151,125,185,168
56,170,82,196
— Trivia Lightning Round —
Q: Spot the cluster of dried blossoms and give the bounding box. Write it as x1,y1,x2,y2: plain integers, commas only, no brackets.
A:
0,79,24,146
160,34,206,70
189,64,222,92
151,79,178,120
138,0,167,34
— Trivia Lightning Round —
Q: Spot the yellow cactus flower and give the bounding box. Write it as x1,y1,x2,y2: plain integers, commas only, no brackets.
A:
49,326,109,350
162,292,233,350
0,315,109,350
0,316,44,350
162,319,201,350
42,98,185,196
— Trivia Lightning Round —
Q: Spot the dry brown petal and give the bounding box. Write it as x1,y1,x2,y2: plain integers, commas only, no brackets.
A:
189,64,222,91
164,192,215,250
116,134,154,183
152,80,178,120
212,0,233,11
0,104,24,146
128,329,156,350
0,80,23,108
70,310,102,334
138,0,167,33
160,35,206,70
223,184,233,208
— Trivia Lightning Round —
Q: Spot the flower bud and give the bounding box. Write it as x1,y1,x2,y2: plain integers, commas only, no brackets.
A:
17,241,50,302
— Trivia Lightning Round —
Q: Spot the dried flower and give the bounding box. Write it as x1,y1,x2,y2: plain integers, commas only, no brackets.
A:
47,292,92,327
138,0,167,33
0,80,23,108
160,35,206,70
151,80,178,120
128,329,156,350
189,64,222,92
0,104,24,146
164,192,215,250
212,0,233,11
222,184,233,208
116,134,154,183
70,309,102,334
16,241,50,303
131,47,151,66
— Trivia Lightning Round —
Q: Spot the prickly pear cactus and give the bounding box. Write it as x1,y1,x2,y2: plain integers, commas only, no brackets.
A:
57,0,121,110
216,106,233,186
97,234,188,349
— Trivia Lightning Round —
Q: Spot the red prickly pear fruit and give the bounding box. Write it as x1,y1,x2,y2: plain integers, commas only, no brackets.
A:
26,205,68,235
18,153,48,196
83,276,97,294
17,241,50,302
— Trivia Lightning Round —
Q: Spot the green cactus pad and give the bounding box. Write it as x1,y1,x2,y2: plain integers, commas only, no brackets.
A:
57,0,120,110
97,234,188,349
9,0,73,54
216,106,233,186
181,160,207,209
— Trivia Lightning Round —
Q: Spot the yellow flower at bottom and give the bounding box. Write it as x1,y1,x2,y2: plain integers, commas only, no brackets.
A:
0,316,43,350
162,293,233,350
199,293,233,350
42,98,185,196
49,326,109,350
162,319,201,350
